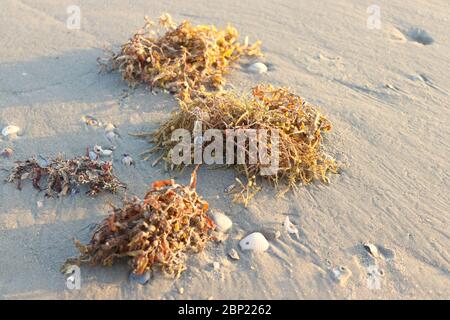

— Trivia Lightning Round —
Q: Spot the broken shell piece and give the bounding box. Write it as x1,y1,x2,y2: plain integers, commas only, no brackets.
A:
283,216,300,239
239,232,269,252
1,147,13,158
129,271,151,285
247,62,268,74
228,249,240,260
121,154,134,166
210,210,232,232
2,125,20,137
213,261,220,270
363,243,380,258
82,115,101,127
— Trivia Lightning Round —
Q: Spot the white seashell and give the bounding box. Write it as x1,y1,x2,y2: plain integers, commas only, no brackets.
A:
210,210,232,232
283,216,299,239
247,62,268,74
213,261,220,270
239,232,269,252
121,154,134,166
2,125,20,137
94,145,113,157
363,243,380,258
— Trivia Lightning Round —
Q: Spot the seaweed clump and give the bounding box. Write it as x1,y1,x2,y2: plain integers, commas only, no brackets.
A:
63,167,215,278
137,84,339,205
99,13,262,99
6,155,125,197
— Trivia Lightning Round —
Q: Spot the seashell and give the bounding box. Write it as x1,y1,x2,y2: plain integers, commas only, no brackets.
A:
1,147,13,158
228,248,240,260
178,287,184,295
247,62,268,74
2,125,20,137
224,184,236,193
94,145,113,157
213,261,220,270
129,271,150,285
239,232,269,252
121,154,134,166
363,242,380,258
210,210,232,232
283,216,299,239
82,115,101,127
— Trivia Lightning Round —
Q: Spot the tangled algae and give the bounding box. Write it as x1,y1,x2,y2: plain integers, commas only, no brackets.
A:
7,155,125,197
63,167,215,278
99,13,262,99
136,84,339,205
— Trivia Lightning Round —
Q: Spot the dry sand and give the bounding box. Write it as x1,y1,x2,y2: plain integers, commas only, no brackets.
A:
0,0,449,299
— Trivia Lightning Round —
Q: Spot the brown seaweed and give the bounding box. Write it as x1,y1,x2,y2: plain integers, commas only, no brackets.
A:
63,167,215,278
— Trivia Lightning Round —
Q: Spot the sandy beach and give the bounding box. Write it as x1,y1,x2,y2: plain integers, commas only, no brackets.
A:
0,0,449,299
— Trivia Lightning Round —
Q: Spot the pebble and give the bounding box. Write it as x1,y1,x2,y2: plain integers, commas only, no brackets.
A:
178,287,184,295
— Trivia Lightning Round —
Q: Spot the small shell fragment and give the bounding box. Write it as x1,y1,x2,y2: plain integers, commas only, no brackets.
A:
283,216,299,239
228,248,240,260
210,210,232,232
82,115,101,127
94,145,113,157
247,62,268,74
224,184,236,193
213,261,220,270
239,232,269,252
2,125,20,137
363,243,380,258
121,154,134,166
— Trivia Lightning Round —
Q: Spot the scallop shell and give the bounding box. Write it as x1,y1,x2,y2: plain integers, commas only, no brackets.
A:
247,62,268,74
239,232,269,252
210,210,232,232
2,125,20,137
